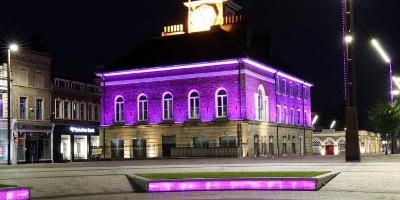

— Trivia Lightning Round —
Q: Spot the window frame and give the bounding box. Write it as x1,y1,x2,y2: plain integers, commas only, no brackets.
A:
35,98,44,120
114,96,124,122
19,96,28,120
188,90,200,119
137,94,148,122
162,92,173,121
215,88,228,118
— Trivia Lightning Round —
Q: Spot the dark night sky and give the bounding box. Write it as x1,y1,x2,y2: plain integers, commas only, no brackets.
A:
1,0,399,130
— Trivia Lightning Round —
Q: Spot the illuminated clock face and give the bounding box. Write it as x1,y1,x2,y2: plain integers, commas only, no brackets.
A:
190,4,218,32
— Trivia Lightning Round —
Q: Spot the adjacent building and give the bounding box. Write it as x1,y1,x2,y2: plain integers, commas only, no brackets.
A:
0,50,53,164
97,0,314,159
51,76,101,162
312,129,382,155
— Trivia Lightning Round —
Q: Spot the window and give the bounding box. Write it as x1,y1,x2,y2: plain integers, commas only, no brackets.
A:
296,110,301,125
283,107,287,124
292,136,296,154
290,108,294,125
63,100,70,119
94,104,99,121
163,93,173,120
35,71,44,88
303,86,308,100
269,136,274,155
0,94,3,118
87,104,93,121
216,89,228,118
289,82,293,97
297,84,301,98
282,136,287,155
219,136,236,148
276,77,280,94
72,101,78,120
304,111,308,126
282,80,286,95
138,95,148,121
115,97,124,122
36,99,43,120
193,137,209,148
19,97,27,119
55,99,62,119
339,140,346,152
19,67,28,86
255,86,268,121
189,91,200,119
276,105,281,123
80,103,86,121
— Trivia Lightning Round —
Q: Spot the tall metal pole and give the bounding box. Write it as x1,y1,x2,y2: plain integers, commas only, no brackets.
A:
343,0,361,161
7,49,12,165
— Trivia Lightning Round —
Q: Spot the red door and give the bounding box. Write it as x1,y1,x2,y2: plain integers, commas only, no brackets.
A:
325,145,334,156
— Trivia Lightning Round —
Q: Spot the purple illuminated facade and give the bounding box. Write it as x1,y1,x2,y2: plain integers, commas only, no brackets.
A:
99,58,312,126
148,178,316,192
97,57,313,158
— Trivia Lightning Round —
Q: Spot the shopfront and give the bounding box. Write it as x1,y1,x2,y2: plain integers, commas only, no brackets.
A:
53,125,100,162
14,122,54,163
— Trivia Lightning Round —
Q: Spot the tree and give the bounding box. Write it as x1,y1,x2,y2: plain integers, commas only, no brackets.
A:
368,101,400,154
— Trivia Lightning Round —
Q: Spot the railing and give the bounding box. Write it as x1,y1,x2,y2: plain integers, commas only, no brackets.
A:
224,15,245,25
162,24,185,36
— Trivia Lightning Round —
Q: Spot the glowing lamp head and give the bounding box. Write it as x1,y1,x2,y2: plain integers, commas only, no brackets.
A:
330,120,336,129
345,35,353,44
392,90,400,96
9,44,19,52
371,39,391,63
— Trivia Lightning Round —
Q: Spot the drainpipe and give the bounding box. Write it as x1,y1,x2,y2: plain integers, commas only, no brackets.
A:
302,83,306,156
237,59,243,149
102,73,106,159
274,72,279,157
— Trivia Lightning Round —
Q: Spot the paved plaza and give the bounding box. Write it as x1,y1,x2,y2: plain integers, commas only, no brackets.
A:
1,154,400,199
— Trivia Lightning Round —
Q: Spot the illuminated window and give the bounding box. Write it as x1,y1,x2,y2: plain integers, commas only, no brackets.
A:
276,77,280,94
72,101,78,120
304,111,308,126
189,91,200,119
290,108,294,125
282,80,286,95
20,97,27,119
138,95,148,121
283,106,287,124
289,82,293,97
115,97,124,122
255,86,268,121
296,110,301,125
163,93,173,120
216,89,227,118
276,105,281,123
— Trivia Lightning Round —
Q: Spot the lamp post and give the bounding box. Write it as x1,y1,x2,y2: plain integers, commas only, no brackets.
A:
370,39,398,154
342,0,360,161
7,44,18,165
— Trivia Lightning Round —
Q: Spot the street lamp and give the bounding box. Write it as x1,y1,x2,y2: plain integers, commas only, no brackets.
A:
330,120,336,130
371,39,393,103
7,43,18,165
312,115,319,126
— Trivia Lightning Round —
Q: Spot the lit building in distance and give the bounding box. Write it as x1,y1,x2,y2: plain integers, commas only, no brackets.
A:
97,0,314,159
312,129,382,156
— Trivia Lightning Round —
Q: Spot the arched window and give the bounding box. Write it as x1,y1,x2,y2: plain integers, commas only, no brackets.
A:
313,140,321,147
255,85,268,121
216,89,227,118
115,96,124,122
338,140,346,152
189,91,200,119
138,95,148,121
163,93,173,120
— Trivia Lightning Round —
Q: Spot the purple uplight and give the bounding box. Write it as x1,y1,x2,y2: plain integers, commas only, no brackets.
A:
0,188,30,200
148,179,316,192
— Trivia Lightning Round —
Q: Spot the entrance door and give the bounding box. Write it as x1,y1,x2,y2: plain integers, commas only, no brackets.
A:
325,145,334,156
27,139,39,163
162,136,176,157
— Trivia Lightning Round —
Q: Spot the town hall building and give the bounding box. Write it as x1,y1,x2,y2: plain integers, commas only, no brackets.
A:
97,0,314,159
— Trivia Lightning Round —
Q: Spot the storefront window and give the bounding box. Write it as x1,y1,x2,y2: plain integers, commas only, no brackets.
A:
111,139,124,158
61,135,71,160
0,131,8,163
219,136,236,148
74,135,88,159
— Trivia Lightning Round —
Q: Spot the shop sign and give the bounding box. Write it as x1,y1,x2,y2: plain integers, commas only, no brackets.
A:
92,148,102,155
69,127,96,133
